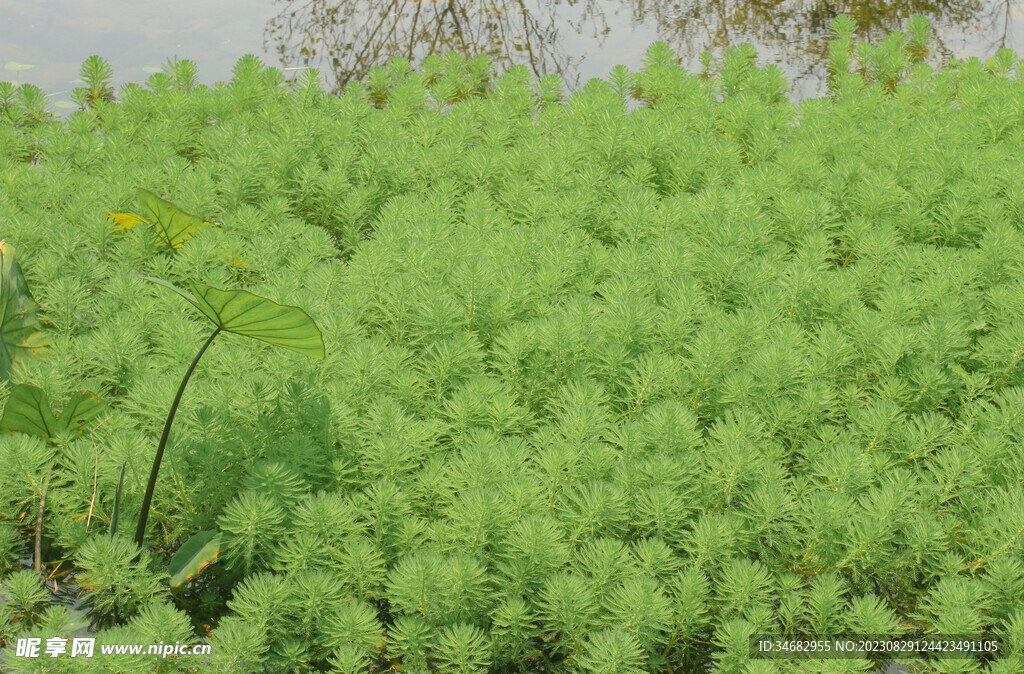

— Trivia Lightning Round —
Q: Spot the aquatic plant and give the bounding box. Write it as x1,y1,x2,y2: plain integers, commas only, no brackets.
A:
72,55,116,110
133,276,324,548
0,384,108,572
0,14,1023,672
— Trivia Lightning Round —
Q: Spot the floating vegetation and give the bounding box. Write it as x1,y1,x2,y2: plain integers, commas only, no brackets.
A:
1,15,1023,672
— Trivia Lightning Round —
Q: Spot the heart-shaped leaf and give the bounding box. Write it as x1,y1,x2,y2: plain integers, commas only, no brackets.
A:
169,531,227,587
145,276,325,359
0,384,55,439
0,241,47,382
136,188,212,249
0,384,108,441
56,391,108,432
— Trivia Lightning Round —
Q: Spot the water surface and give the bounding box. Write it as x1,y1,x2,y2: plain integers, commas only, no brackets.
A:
1,0,1022,105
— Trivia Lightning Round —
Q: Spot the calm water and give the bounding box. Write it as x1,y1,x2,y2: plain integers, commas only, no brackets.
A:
1,0,1022,106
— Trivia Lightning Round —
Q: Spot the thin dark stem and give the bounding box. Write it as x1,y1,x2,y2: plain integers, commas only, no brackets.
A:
34,465,53,575
133,327,221,548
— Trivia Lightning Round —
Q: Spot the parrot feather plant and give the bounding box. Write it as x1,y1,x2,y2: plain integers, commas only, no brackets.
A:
0,384,109,573
133,277,325,575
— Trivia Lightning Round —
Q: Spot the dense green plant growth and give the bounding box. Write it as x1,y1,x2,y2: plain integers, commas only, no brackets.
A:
134,275,324,548
2,14,1024,672
0,383,108,573
94,187,323,586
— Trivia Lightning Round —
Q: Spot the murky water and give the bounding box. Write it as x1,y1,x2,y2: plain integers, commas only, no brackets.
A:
1,0,1022,105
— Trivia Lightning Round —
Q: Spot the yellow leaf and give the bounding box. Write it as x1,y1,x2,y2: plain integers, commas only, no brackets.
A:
107,211,148,233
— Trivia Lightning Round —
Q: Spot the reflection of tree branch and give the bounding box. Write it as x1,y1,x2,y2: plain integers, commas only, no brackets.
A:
446,1,465,53
518,0,544,79
265,0,1003,97
650,0,994,96
345,0,400,85
267,0,579,92
980,0,1012,51
1000,0,1009,49
660,0,984,58
408,0,422,57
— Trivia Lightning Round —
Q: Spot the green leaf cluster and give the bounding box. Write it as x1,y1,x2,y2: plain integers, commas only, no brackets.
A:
2,15,1024,672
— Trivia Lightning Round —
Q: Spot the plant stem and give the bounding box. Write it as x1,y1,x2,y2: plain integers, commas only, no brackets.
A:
134,328,220,548
34,465,53,575
85,414,114,532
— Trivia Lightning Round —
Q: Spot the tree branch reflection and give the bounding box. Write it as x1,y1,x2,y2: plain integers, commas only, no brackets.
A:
266,0,607,91
264,0,1007,96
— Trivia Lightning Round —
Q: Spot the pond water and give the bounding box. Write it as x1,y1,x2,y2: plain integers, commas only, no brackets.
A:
1,0,1022,106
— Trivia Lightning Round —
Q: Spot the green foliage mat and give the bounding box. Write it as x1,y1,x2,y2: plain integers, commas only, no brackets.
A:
2,16,1024,673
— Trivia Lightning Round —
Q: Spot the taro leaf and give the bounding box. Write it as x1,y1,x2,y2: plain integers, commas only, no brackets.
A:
109,462,126,537
136,188,212,250
0,384,55,439
0,384,107,441
56,391,108,434
144,276,325,359
0,241,47,382
169,531,226,587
